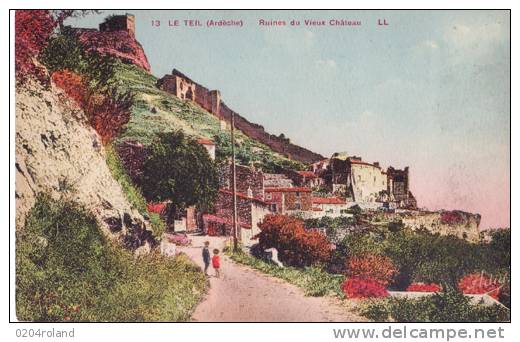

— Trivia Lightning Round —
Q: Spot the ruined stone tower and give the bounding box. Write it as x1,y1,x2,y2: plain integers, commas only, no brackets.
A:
99,14,136,37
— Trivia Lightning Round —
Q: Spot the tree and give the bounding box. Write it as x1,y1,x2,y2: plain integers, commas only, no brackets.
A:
141,131,219,231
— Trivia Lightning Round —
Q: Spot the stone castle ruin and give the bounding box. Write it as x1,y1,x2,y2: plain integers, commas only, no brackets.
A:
157,69,324,164
329,154,417,209
99,14,136,37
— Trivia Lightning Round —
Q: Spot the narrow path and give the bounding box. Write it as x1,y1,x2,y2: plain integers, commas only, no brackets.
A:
179,235,366,322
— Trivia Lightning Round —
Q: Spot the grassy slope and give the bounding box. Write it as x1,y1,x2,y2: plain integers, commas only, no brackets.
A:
16,195,207,322
110,62,306,172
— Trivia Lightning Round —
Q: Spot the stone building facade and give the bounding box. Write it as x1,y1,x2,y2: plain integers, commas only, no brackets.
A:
349,159,388,203
284,170,323,189
218,162,265,200
157,72,196,101
312,197,350,217
197,138,216,160
204,189,270,246
329,154,417,209
386,166,417,208
263,173,293,188
264,187,313,213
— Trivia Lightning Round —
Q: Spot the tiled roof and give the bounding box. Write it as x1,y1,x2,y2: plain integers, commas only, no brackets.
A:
264,187,312,193
196,138,215,145
219,189,269,205
202,213,252,229
312,197,347,204
297,171,317,178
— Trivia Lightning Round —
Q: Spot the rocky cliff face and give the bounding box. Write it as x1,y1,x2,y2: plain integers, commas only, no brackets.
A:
73,28,151,72
15,80,153,252
401,210,481,242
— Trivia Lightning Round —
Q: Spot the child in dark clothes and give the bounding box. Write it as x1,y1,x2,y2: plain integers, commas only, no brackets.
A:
202,241,210,276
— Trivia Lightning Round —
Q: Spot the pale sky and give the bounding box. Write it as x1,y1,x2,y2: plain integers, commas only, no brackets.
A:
67,10,510,229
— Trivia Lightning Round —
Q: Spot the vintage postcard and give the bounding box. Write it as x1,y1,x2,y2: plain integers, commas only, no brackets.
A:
12,9,510,326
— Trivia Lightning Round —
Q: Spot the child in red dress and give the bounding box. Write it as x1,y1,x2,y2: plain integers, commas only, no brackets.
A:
212,249,220,278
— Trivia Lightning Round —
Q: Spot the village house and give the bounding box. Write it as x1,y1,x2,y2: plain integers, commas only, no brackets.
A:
197,138,216,160
218,162,265,200
311,158,330,175
312,197,350,218
263,173,293,188
264,187,313,214
203,189,270,246
284,170,323,189
329,153,417,209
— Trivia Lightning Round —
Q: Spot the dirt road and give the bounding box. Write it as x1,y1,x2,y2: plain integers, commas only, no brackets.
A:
178,235,365,322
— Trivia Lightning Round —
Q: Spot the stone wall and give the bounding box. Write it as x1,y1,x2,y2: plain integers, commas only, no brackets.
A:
218,163,264,200
350,162,387,203
214,190,269,231
400,210,481,242
263,173,293,188
284,190,313,211
156,74,196,101
157,69,324,164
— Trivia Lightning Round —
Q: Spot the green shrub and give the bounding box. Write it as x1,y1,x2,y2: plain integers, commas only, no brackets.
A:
359,290,509,322
16,195,207,322
228,249,344,297
340,229,510,292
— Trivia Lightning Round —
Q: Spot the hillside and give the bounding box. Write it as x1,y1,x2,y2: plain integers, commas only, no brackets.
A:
107,62,308,175
43,26,311,178
14,11,210,322
15,78,154,251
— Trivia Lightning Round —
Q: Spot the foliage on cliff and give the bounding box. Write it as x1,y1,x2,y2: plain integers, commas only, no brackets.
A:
74,28,151,72
51,69,133,143
15,10,56,84
105,144,166,238
16,195,206,322
40,28,307,173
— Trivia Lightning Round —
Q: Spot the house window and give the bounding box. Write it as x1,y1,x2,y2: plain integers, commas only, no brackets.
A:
295,203,301,210
296,191,300,197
